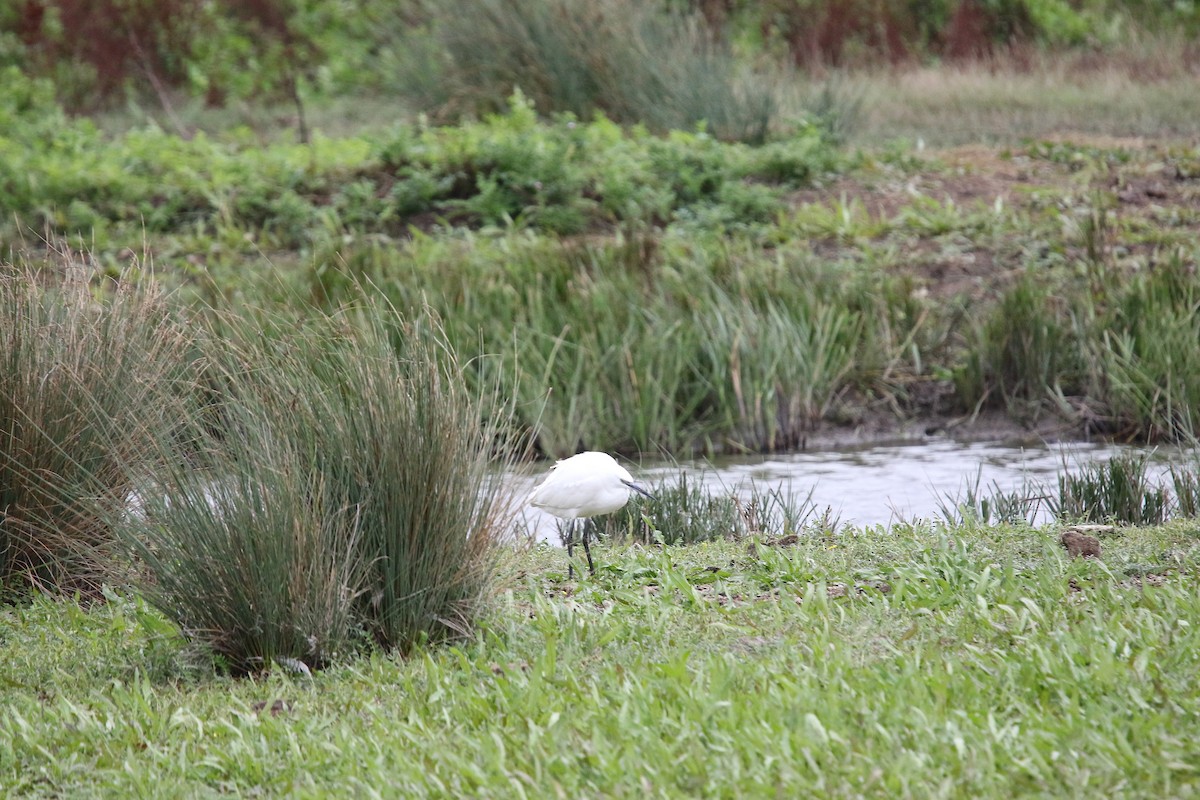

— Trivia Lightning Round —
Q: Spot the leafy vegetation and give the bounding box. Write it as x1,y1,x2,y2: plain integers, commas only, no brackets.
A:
4,523,1200,795
4,77,1199,456
0,79,830,250
2,4,1199,795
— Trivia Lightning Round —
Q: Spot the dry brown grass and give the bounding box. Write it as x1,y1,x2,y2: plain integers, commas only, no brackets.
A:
807,40,1200,146
0,250,194,599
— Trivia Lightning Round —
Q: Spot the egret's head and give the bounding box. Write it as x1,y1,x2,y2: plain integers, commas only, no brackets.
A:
621,479,654,501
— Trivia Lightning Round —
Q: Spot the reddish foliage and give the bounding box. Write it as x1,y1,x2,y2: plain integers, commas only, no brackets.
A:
766,0,914,69
16,0,201,105
10,0,309,110
945,0,992,60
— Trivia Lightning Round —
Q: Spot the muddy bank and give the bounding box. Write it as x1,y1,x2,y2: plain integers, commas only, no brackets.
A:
781,407,1083,454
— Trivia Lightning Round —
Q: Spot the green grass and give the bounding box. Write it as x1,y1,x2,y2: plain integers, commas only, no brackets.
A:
3,522,1200,796
586,467,828,547
1055,452,1171,526
940,450,1200,528
954,275,1080,418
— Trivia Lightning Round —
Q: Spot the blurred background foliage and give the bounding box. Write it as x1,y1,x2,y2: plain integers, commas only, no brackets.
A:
1,0,1196,121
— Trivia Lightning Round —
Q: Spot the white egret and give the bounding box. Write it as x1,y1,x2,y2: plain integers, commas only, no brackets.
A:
529,451,654,577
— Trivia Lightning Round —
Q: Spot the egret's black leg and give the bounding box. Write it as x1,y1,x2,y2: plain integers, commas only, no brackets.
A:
566,520,576,580
580,525,595,575
581,521,596,576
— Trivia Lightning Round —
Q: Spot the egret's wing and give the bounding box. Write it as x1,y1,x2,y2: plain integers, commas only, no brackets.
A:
529,473,596,514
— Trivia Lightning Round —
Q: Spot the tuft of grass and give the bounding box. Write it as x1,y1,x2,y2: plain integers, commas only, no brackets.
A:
701,290,863,451
937,467,1046,527
954,275,1079,419
1170,460,1200,518
423,0,779,142
0,254,192,599
597,468,827,546
1052,451,1169,525
218,307,522,655
1084,258,1200,441
114,369,369,674
939,450,1200,528
111,303,522,670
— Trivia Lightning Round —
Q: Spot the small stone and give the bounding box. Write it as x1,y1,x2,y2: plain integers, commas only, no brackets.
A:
1061,530,1101,559
252,699,292,717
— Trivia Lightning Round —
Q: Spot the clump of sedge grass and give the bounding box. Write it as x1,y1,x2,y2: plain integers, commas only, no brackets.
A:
954,276,1079,420
1083,258,1200,441
1170,452,1200,519
116,385,368,673
938,450,1200,529
125,304,521,670
936,467,1047,526
318,310,522,652
0,255,192,599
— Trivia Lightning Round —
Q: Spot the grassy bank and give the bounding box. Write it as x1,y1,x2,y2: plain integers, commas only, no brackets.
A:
3,521,1199,796
4,92,1200,454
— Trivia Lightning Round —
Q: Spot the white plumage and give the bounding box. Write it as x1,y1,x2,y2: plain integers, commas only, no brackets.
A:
530,451,653,576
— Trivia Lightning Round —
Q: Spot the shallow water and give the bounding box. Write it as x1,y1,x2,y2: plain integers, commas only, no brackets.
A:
517,437,1188,543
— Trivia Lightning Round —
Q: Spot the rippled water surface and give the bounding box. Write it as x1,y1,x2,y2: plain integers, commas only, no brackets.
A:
517,438,1188,542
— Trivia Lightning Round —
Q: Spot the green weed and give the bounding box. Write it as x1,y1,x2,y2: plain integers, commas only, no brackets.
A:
5,523,1200,795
